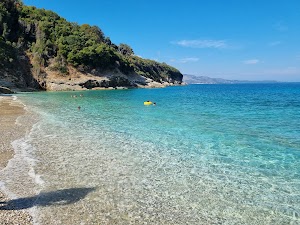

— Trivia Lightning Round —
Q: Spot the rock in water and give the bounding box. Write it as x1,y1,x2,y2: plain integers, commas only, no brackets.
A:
0,86,14,94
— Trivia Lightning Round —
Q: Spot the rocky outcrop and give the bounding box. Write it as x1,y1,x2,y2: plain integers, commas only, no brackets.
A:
79,76,133,89
0,86,14,94
0,54,183,92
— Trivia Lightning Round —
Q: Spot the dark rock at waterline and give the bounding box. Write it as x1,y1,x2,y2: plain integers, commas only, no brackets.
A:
80,76,135,89
0,86,14,94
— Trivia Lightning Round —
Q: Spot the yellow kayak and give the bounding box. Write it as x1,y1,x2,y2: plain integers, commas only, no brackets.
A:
144,101,153,105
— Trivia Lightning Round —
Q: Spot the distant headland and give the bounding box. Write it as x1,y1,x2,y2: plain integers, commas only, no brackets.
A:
0,0,183,92
183,74,279,84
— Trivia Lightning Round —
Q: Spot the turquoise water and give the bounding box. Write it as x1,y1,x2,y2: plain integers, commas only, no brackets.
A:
2,83,300,224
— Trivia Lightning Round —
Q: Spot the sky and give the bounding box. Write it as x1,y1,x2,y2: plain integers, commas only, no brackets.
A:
23,0,300,81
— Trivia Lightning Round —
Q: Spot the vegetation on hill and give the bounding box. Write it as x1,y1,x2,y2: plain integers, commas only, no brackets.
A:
0,0,182,90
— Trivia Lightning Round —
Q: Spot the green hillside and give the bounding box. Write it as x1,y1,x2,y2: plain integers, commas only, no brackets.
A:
0,0,183,91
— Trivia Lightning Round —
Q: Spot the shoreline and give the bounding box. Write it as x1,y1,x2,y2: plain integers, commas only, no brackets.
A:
0,95,33,224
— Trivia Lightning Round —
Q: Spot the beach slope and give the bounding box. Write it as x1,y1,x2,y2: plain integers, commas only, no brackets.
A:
0,96,33,224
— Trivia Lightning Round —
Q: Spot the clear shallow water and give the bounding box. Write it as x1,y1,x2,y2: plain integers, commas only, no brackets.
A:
1,83,300,224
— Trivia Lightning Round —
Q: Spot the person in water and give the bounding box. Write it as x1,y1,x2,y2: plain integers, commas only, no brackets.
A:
78,106,81,110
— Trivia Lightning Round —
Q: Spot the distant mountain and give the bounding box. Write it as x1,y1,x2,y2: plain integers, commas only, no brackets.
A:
183,74,278,84
183,74,234,84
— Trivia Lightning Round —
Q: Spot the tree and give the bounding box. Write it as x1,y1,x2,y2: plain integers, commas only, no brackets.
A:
80,24,104,44
118,43,134,56
0,0,20,41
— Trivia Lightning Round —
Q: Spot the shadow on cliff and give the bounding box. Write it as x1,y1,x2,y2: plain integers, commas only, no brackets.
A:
0,187,95,210
16,53,44,91
0,42,43,91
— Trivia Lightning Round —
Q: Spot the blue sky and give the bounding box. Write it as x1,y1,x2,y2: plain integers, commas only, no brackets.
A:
23,0,300,81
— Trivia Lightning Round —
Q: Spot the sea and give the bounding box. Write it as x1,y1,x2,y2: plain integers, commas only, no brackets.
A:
1,83,300,224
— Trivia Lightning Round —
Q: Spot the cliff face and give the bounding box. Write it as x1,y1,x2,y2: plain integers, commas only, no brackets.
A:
0,52,183,92
0,0,183,92
0,41,41,91
26,57,183,91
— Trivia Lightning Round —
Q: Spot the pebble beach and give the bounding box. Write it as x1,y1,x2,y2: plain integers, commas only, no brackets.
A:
0,96,33,225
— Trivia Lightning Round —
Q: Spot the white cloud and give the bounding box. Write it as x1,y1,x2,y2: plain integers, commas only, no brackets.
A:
243,59,259,65
268,41,281,46
273,21,288,32
264,67,300,75
172,39,228,49
179,57,199,63
150,58,159,62
170,57,199,63
242,67,300,76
